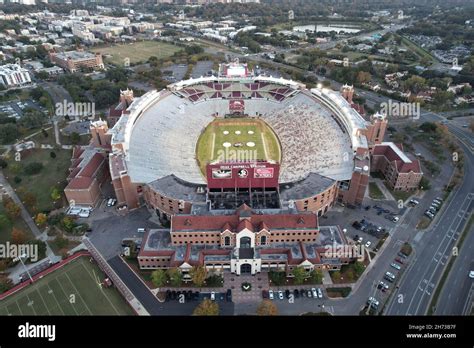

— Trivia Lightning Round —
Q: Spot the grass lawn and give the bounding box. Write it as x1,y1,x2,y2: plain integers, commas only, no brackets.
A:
196,118,281,175
0,256,134,315
326,287,351,298
0,204,33,244
416,216,431,230
369,182,385,199
91,41,182,66
3,149,71,213
389,188,414,202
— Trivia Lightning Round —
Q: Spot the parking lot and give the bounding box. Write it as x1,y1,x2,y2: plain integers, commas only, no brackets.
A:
324,199,403,253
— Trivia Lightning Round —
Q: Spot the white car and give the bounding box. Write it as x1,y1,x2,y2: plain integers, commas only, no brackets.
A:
469,271,474,279
311,288,318,298
269,290,274,300
210,291,215,301
278,290,284,300
391,262,401,270
367,297,379,309
364,241,372,248
317,288,323,299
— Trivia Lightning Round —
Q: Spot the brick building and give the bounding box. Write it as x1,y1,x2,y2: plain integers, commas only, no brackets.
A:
371,142,423,191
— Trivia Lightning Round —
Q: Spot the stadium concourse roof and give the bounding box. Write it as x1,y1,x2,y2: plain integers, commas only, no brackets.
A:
279,172,335,202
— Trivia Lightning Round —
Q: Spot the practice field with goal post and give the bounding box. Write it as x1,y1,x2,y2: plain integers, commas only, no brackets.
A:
196,117,281,175
0,257,134,316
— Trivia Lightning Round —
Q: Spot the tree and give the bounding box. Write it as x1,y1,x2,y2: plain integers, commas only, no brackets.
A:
0,158,7,168
70,132,80,145
53,234,68,249
35,213,47,226
51,187,61,201
22,191,37,210
4,200,21,220
11,227,27,244
292,266,307,285
356,71,371,84
151,269,168,287
50,151,56,159
24,162,43,175
310,269,323,284
403,76,426,94
0,214,10,229
189,265,207,287
0,123,18,144
167,268,182,286
353,261,365,277
256,300,278,316
193,299,219,316
61,217,75,233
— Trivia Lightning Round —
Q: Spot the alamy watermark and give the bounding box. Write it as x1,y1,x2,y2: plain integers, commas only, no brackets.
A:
55,100,95,120
380,99,420,120
0,242,38,262
216,148,258,163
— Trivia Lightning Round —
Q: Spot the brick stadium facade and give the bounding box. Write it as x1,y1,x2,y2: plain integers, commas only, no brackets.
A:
138,204,356,275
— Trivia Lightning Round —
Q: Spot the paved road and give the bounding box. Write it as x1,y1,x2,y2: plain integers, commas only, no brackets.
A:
384,116,474,315
108,255,234,315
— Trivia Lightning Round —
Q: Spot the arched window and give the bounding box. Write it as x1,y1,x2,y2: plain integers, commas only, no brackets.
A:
224,236,231,246
260,235,267,245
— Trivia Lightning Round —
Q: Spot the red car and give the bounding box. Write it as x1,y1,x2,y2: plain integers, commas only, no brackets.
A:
395,258,404,265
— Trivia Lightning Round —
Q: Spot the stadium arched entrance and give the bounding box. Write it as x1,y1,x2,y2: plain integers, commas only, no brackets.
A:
240,263,251,274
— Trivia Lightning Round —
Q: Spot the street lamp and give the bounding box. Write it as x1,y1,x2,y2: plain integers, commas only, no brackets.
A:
15,253,34,284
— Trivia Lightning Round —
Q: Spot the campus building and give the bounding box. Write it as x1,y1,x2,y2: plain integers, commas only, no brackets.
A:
371,142,423,191
49,50,104,73
0,64,32,88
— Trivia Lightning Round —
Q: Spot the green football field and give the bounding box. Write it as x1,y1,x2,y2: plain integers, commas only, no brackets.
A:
196,118,281,174
0,257,134,316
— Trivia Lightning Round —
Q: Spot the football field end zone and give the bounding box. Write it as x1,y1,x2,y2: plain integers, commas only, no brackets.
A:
0,252,135,315
0,251,90,301
82,238,149,316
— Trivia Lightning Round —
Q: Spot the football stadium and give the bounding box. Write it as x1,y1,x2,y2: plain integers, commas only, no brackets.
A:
66,60,418,275
100,60,384,220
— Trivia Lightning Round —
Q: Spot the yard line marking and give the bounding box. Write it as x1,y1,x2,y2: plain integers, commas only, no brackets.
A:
36,288,52,316
56,277,80,315
79,261,121,315
46,283,65,315
26,294,37,316
64,272,93,315
15,300,23,315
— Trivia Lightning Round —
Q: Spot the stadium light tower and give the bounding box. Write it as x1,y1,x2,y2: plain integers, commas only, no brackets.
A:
14,253,34,284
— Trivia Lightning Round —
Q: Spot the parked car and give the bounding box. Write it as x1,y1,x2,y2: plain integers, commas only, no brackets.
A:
385,272,396,282
269,290,274,300
193,291,200,301
317,288,323,299
377,281,389,292
262,290,268,299
311,288,318,298
367,297,379,309
285,289,291,299
469,271,474,279
307,289,312,298
226,289,232,302
294,289,300,298
409,199,419,205
395,258,404,265
278,290,284,300
300,288,306,297
398,252,408,259
391,262,401,270
364,241,372,248
210,291,216,301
